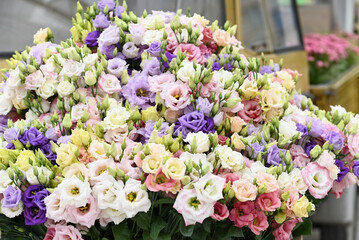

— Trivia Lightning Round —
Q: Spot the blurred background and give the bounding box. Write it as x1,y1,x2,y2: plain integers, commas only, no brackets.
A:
1,0,359,239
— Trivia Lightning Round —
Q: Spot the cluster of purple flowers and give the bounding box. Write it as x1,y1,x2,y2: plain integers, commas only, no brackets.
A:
174,111,215,138
22,185,50,225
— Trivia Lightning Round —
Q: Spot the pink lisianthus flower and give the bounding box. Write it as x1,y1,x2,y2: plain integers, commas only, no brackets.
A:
284,189,299,218
211,202,229,221
173,189,214,226
289,144,310,168
67,195,100,228
272,218,302,240
53,225,83,240
160,82,191,111
44,228,56,240
174,44,205,64
256,191,281,212
229,201,255,228
248,210,269,235
148,71,176,92
301,162,333,199
145,168,178,192
237,98,262,123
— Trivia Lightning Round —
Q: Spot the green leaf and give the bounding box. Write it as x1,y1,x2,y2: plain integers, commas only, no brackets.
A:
293,218,312,236
202,218,212,233
157,233,172,240
150,216,167,239
227,225,244,238
89,226,101,240
134,212,150,231
179,221,195,237
154,197,175,205
112,221,131,240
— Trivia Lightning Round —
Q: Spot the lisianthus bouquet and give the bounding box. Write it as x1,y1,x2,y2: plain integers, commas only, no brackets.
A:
1,1,359,240
304,33,359,84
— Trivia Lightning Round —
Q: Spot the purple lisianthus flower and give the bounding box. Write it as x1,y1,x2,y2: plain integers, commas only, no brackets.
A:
147,41,161,57
247,123,261,135
115,5,126,17
84,30,101,47
93,13,110,29
259,63,280,75
40,143,57,164
2,185,22,208
202,115,215,134
33,189,50,210
122,73,156,109
45,128,58,142
306,117,325,138
296,123,308,137
99,44,116,59
212,62,232,71
28,42,56,64
20,127,48,147
248,142,265,159
161,51,176,68
97,0,115,11
173,123,190,138
5,143,15,149
196,97,214,115
108,58,127,78
326,131,344,150
335,160,349,182
266,145,285,166
178,111,206,133
292,94,305,109
3,127,20,143
24,206,46,225
143,58,161,76
22,184,46,208
151,10,175,24
0,115,8,133
137,121,169,143
352,161,359,177
305,139,317,157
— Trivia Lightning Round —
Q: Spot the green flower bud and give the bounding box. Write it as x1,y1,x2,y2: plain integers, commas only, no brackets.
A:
274,212,286,224
310,145,322,159
95,124,104,138
281,191,290,201
62,114,72,129
223,98,241,108
141,106,159,123
258,184,266,194
228,188,235,199
12,139,24,150
181,175,191,186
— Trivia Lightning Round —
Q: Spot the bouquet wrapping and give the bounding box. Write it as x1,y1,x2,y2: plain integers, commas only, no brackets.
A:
0,1,359,240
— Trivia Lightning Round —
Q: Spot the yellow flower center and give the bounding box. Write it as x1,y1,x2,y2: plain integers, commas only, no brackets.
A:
238,209,244,216
156,175,166,185
127,192,137,202
71,187,80,195
190,197,200,209
79,204,89,213
32,208,39,215
136,89,147,97
253,218,259,226
174,94,180,100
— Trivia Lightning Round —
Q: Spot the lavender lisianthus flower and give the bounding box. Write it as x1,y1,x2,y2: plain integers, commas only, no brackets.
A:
305,139,317,156
97,0,115,11
266,145,285,166
248,142,265,159
306,117,325,138
3,127,20,143
115,5,126,17
326,131,344,150
335,160,349,182
196,97,214,115
353,161,359,177
108,58,127,78
296,123,308,137
259,63,280,75
122,74,156,109
45,128,58,142
28,42,56,64
178,111,206,133
0,115,8,134
151,10,175,24
22,184,46,208
84,30,101,47
24,206,46,225
292,94,305,109
173,123,190,138
99,44,116,59
122,42,139,59
247,123,261,135
147,41,161,57
40,143,57,164
202,115,215,134
93,13,110,29
143,58,161,76
57,135,72,144
20,127,48,147
5,143,15,149
212,62,232,71
2,185,22,208
137,120,169,143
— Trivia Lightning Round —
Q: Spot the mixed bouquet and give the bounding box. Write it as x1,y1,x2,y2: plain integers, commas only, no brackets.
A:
1,1,359,239
304,33,359,84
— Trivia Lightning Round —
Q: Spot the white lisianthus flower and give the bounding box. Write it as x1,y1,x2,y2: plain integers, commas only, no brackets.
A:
83,53,99,66
142,14,165,30
25,110,39,123
58,175,91,207
93,173,124,210
6,67,21,89
25,166,52,185
57,80,76,98
99,207,127,224
60,60,84,77
173,189,214,226
250,161,267,177
177,60,196,83
102,107,130,130
71,103,87,122
193,173,226,203
36,80,57,99
1,199,24,218
330,105,347,118
0,170,12,193
184,131,210,153
141,30,163,45
0,93,13,115
316,150,340,180
44,190,68,221
212,70,233,89
87,159,117,185
180,152,212,179
119,179,151,218
277,172,292,192
216,145,244,171
15,84,27,102
290,168,308,195
279,119,301,140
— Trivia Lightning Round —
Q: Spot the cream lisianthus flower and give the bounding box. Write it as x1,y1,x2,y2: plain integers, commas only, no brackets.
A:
194,173,226,203
162,158,186,180
216,145,244,171
102,107,130,130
